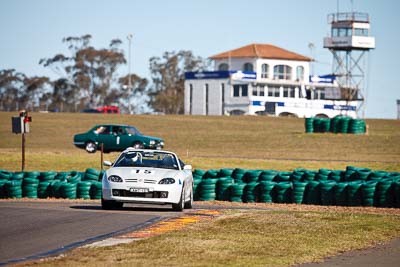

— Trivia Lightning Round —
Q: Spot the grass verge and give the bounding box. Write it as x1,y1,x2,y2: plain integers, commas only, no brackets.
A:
21,205,400,267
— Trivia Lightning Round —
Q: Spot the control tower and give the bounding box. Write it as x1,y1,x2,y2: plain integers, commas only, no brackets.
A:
324,12,375,117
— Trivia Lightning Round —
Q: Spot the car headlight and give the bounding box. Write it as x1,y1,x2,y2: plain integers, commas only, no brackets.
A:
108,175,123,183
160,141,164,146
159,178,175,184
150,140,155,145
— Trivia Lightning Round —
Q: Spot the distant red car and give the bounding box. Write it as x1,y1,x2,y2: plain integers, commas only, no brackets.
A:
96,106,120,114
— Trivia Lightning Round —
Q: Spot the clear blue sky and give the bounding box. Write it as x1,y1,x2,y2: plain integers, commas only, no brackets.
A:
1,0,399,118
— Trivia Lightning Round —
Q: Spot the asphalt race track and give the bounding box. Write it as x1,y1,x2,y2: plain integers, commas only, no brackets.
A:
0,200,183,265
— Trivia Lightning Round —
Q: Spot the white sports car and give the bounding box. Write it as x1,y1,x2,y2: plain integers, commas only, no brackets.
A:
101,149,193,211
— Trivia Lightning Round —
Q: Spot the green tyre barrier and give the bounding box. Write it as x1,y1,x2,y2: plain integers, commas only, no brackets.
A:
334,183,348,206
292,181,307,204
0,171,12,180
394,181,400,208
242,182,258,203
5,180,23,198
305,181,320,205
347,181,363,206
305,117,314,133
274,182,292,203
38,182,51,198
320,180,336,206
257,181,275,203
361,181,377,207
90,182,103,199
229,183,246,202
216,177,234,201
218,168,234,177
376,179,395,207
0,179,8,198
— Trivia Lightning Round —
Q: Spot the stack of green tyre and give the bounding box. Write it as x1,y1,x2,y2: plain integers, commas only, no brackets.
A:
198,179,217,201
347,181,363,206
274,172,291,182
361,181,377,206
330,116,342,133
84,168,101,182
193,176,203,201
320,180,336,205
274,182,292,203
232,168,246,183
5,179,22,198
229,183,246,202
256,181,275,203
38,181,51,198
313,117,330,133
338,116,351,133
258,170,277,182
60,182,77,199
329,170,342,182
301,171,316,182
305,117,314,133
305,181,320,205
77,181,92,199
376,179,394,207
21,174,38,198
334,182,348,206
349,119,366,134
394,181,400,208
243,171,261,183
316,169,331,181
242,182,258,203
90,181,103,199
216,177,234,201
218,168,233,177
292,181,307,204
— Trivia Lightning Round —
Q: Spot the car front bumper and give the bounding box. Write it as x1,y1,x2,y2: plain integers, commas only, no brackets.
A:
102,181,182,205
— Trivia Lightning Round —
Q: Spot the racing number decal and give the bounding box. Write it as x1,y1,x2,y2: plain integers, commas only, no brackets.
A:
135,170,154,174
116,136,120,145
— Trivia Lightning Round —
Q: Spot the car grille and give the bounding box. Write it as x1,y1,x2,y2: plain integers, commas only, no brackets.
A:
124,178,157,184
112,190,168,198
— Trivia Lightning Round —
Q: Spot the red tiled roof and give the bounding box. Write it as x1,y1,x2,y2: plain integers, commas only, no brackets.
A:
210,43,312,62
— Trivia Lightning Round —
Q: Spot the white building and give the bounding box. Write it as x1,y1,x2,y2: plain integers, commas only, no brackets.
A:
184,43,359,118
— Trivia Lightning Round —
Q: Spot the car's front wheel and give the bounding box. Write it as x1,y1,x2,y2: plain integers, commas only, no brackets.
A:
132,142,144,149
85,141,97,153
172,187,185,212
184,187,193,209
101,198,123,210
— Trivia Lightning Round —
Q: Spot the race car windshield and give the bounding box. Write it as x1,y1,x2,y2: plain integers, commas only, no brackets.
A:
114,151,179,170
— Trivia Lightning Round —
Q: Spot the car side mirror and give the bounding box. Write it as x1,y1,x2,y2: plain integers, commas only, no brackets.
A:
103,160,112,167
183,165,192,170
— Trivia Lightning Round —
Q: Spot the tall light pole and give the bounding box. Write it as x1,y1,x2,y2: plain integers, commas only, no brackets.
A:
127,34,133,114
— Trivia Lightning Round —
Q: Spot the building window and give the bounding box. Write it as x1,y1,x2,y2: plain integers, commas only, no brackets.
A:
218,63,229,71
242,85,248,96
354,28,369,36
205,84,209,115
221,83,225,115
268,86,280,97
243,63,254,72
233,84,248,97
252,85,265,96
316,89,325,100
296,66,304,81
189,84,193,115
273,65,292,80
261,64,269,78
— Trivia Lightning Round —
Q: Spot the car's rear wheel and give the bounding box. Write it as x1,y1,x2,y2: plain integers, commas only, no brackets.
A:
172,187,185,212
184,187,193,209
101,198,123,210
85,141,97,153
132,142,144,149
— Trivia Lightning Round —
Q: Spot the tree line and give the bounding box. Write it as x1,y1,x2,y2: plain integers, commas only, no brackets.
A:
0,35,209,114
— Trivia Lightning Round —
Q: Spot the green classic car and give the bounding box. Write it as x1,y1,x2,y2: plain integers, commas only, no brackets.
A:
73,124,164,153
